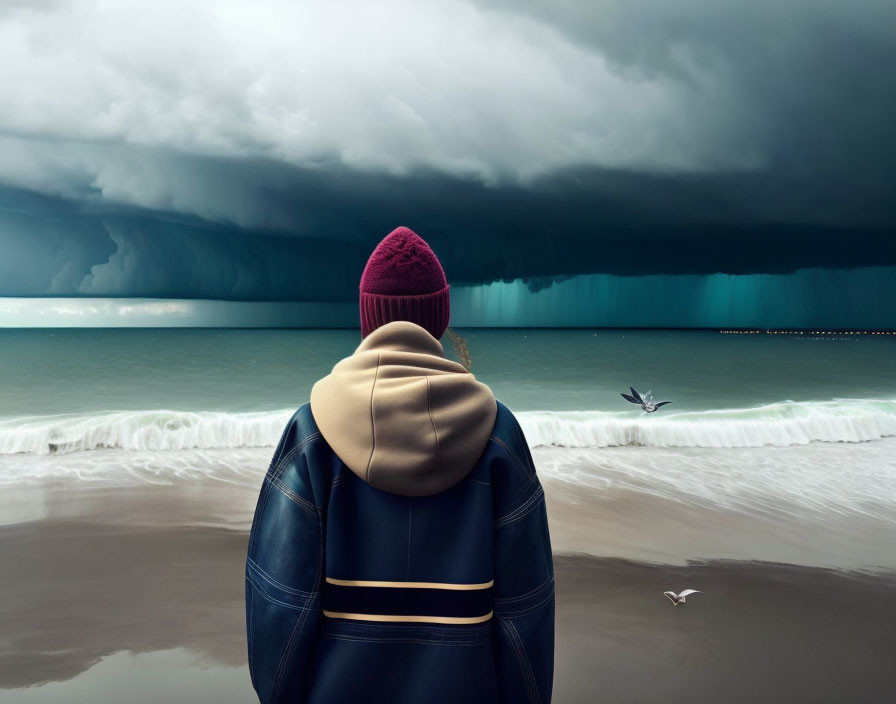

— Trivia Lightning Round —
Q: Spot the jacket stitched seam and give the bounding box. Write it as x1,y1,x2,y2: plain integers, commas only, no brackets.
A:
490,435,535,483
426,376,444,492
500,619,540,704
510,620,539,704
502,481,538,517
495,485,545,528
266,476,318,519
495,589,554,619
271,431,322,481
271,440,303,481
495,489,544,529
488,435,538,512
247,583,255,690
498,620,525,693
253,425,311,552
269,499,323,700
247,557,317,598
365,353,380,483
247,479,274,557
519,618,543,704
247,425,318,591
246,573,320,612
494,575,555,604
510,619,541,704
266,420,295,474
270,600,311,698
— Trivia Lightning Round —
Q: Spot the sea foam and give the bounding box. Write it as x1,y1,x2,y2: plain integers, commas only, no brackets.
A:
0,410,294,455
0,399,894,455
517,399,896,448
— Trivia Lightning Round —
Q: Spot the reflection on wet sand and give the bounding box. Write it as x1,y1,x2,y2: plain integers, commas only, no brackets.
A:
6,649,253,704
1,479,895,702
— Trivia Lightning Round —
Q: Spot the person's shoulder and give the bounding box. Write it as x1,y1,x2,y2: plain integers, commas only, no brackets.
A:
264,401,333,511
488,399,537,479
490,399,520,438
267,401,323,473
487,400,543,523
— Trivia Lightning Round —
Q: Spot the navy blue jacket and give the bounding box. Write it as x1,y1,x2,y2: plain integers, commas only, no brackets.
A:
246,323,554,703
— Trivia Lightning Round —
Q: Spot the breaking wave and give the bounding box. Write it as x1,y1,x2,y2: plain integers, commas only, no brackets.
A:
0,410,295,455
517,399,896,448
0,399,895,455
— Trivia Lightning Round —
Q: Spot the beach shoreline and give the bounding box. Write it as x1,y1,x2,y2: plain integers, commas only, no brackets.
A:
5,444,895,571
1,479,894,702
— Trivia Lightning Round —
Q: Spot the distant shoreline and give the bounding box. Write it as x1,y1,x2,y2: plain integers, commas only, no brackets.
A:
1,296,894,330
1,322,895,334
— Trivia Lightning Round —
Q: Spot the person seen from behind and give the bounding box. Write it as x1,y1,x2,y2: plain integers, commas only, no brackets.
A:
245,225,555,703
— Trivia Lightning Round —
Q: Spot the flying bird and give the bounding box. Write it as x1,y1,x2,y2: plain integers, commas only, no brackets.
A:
621,387,671,413
663,589,702,606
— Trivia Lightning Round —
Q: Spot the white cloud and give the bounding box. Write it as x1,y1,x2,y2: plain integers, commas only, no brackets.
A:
0,297,358,327
0,0,771,217
0,297,194,323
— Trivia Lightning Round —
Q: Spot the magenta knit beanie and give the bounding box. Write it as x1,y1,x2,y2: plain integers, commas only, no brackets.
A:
359,226,450,340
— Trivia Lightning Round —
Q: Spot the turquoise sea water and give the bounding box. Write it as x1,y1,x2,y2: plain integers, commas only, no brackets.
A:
1,328,896,458
0,327,894,548
1,327,895,416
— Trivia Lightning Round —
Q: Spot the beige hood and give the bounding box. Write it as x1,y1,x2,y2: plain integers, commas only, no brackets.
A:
309,321,497,497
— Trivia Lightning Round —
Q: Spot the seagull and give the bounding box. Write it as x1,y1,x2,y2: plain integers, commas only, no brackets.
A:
663,589,702,606
621,387,671,413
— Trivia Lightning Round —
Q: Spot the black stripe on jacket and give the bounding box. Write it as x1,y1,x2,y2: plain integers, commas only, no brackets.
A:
322,579,494,622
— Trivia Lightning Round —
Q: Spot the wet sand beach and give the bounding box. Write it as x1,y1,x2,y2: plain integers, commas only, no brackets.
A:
1,475,895,703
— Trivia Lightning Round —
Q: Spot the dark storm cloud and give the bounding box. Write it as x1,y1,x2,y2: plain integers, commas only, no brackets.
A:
2,160,893,300
0,184,361,300
474,0,896,185
0,0,893,299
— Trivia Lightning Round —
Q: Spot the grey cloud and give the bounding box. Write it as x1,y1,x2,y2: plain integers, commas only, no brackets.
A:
1,159,893,302
475,0,896,182
0,0,893,302
0,0,890,230
0,0,795,190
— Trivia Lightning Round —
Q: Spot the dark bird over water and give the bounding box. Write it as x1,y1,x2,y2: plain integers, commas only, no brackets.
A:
621,387,671,413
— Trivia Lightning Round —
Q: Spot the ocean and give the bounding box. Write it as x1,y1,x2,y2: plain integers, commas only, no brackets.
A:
2,327,895,702
2,329,895,557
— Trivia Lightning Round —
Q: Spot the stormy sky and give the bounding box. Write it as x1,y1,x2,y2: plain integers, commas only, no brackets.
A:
0,0,894,309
